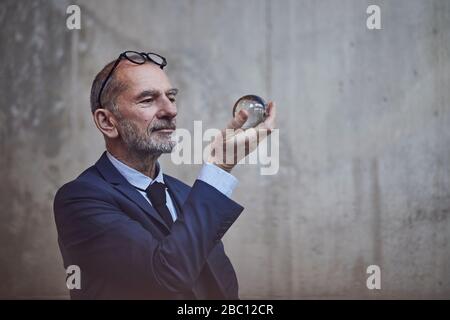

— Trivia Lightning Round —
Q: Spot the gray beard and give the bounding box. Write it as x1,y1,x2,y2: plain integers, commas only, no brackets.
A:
118,118,176,156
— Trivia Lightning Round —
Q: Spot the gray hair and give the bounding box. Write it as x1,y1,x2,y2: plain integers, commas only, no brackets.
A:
90,59,128,114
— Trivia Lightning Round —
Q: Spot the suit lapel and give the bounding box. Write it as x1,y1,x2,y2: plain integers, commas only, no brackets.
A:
95,152,171,232
113,183,172,231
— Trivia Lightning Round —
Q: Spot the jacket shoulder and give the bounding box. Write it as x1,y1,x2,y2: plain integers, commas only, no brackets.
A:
54,165,112,206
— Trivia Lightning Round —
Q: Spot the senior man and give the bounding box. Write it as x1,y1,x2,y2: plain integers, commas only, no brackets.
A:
54,51,276,299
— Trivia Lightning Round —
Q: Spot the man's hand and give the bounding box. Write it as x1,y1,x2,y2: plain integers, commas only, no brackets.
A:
207,101,277,172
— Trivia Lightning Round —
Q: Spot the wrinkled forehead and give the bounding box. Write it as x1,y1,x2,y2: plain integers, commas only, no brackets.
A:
116,61,173,95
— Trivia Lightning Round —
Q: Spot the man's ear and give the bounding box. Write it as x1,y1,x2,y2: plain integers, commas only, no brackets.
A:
93,108,120,139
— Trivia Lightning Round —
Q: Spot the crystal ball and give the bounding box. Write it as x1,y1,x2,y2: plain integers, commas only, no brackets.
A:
232,95,267,129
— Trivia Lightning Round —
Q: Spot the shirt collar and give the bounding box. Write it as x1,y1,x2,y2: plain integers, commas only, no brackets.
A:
106,151,164,190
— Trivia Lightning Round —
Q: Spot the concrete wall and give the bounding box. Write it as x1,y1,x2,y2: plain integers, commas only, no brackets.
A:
0,0,449,299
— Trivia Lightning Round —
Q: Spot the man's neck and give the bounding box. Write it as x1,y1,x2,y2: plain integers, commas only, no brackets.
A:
107,148,160,179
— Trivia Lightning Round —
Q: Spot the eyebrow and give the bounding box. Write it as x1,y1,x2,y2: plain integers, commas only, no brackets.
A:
134,88,179,101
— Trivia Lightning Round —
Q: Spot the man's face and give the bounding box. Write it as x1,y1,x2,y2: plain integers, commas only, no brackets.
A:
113,61,178,156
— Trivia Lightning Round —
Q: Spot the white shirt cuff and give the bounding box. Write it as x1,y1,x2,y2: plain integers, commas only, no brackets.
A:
197,162,238,198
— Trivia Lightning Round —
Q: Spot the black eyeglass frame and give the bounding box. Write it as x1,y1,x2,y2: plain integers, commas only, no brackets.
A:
96,51,167,110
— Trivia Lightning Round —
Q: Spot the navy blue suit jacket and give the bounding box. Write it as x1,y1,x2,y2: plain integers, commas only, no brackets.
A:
53,152,244,299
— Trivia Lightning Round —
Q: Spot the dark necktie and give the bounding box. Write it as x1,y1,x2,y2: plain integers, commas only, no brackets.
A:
146,182,174,228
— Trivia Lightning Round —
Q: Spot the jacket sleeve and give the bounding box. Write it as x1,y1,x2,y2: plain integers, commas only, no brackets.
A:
54,179,244,295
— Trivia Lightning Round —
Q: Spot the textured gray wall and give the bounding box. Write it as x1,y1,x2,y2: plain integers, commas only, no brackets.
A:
0,0,449,299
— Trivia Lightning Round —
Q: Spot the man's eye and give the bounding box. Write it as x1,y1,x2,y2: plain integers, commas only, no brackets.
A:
169,97,176,102
140,98,154,104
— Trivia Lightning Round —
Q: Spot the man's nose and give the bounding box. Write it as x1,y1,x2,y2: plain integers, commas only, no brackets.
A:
157,97,177,119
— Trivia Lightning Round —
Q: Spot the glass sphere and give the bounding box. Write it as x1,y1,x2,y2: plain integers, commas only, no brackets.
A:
232,95,267,129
